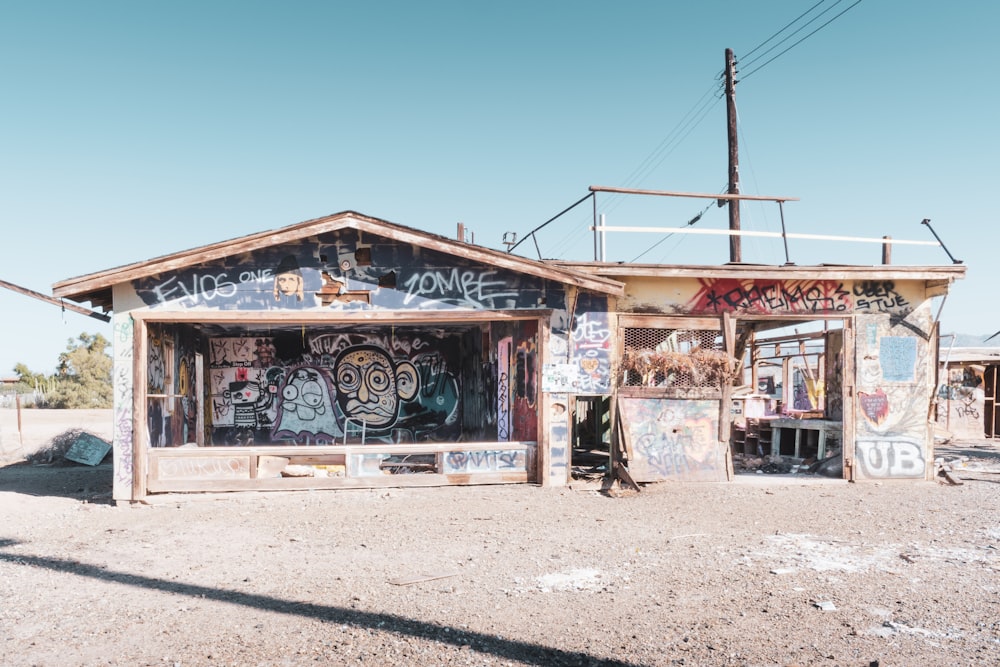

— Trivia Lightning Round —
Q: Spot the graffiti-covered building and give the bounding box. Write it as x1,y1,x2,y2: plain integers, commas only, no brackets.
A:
52,211,966,502
935,348,1000,439
553,261,966,483
53,212,623,502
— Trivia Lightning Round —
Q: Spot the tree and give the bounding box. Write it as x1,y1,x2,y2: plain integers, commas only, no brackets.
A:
11,363,52,394
45,333,113,409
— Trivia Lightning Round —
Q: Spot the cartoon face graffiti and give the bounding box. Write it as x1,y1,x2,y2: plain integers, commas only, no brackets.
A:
272,366,341,442
333,345,419,428
226,380,268,429
273,255,304,302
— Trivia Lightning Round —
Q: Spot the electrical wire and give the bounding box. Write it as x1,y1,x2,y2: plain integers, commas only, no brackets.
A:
739,0,864,82
629,193,722,263
518,1,863,261
617,82,723,190
557,84,723,259
741,0,830,62
739,0,846,71
731,98,784,264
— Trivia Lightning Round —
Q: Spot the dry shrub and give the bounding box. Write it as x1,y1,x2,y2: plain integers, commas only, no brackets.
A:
26,429,110,466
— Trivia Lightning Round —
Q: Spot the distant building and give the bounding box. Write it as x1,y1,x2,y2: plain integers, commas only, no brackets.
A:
936,347,1000,439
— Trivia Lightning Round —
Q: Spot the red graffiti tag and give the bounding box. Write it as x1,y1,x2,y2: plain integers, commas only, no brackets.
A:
690,279,850,315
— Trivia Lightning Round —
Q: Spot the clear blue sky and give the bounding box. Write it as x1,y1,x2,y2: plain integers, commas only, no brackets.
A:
1,1,996,375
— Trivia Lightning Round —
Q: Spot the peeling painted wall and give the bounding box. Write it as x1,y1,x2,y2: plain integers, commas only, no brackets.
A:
130,230,567,314
618,397,725,482
853,305,936,480
620,277,923,317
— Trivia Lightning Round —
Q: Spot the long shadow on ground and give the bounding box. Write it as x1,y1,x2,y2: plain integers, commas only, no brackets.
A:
0,461,112,502
0,538,643,666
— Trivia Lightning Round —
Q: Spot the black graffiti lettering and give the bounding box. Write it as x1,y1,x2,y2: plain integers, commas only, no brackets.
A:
445,449,524,472
708,282,847,313
853,281,909,312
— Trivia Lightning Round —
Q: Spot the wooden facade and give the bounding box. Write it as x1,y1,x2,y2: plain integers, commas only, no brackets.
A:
936,349,1000,439
557,261,966,484
52,212,966,502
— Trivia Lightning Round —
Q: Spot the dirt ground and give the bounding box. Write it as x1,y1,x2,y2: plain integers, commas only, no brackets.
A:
1,409,999,666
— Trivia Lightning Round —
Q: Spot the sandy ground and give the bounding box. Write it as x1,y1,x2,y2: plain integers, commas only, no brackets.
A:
1,409,1000,666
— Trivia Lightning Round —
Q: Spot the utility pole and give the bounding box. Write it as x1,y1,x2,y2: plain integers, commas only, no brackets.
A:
725,47,741,262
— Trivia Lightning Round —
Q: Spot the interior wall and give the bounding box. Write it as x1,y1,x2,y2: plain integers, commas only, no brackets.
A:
202,326,469,446
145,324,200,448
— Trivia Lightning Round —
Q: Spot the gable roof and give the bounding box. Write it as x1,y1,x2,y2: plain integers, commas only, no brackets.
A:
52,211,625,312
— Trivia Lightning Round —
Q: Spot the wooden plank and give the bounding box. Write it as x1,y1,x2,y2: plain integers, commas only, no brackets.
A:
146,471,528,493
155,455,252,481
842,321,856,481
133,317,149,501
588,185,798,202
618,314,722,330
614,460,640,492
194,352,205,446
131,309,554,326
149,441,533,458
0,278,109,321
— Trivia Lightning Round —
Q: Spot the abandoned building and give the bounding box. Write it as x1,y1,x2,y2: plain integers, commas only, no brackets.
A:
50,210,967,502
935,346,1000,440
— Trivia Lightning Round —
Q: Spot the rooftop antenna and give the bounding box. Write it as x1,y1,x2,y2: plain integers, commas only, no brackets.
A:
456,222,474,244
921,218,962,264
502,231,518,252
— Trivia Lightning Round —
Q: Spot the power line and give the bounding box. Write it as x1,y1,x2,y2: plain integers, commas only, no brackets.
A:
739,0,846,71
630,191,724,263
517,2,864,261
547,82,724,260
617,82,722,190
739,0,864,82
741,0,830,61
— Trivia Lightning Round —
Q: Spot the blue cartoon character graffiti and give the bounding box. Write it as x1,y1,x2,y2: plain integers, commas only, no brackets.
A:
272,366,341,442
333,345,420,437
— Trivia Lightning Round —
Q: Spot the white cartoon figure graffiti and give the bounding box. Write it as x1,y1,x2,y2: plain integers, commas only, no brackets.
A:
272,366,340,442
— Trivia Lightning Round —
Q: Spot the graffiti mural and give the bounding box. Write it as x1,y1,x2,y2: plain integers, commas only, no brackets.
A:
400,268,521,309
512,329,538,442
853,310,934,479
856,438,925,478
132,231,561,314
852,281,909,312
497,337,512,441
858,388,890,427
112,315,134,493
207,331,463,446
618,398,724,482
685,278,913,316
272,366,341,443
689,279,851,315
443,449,527,473
570,308,612,394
